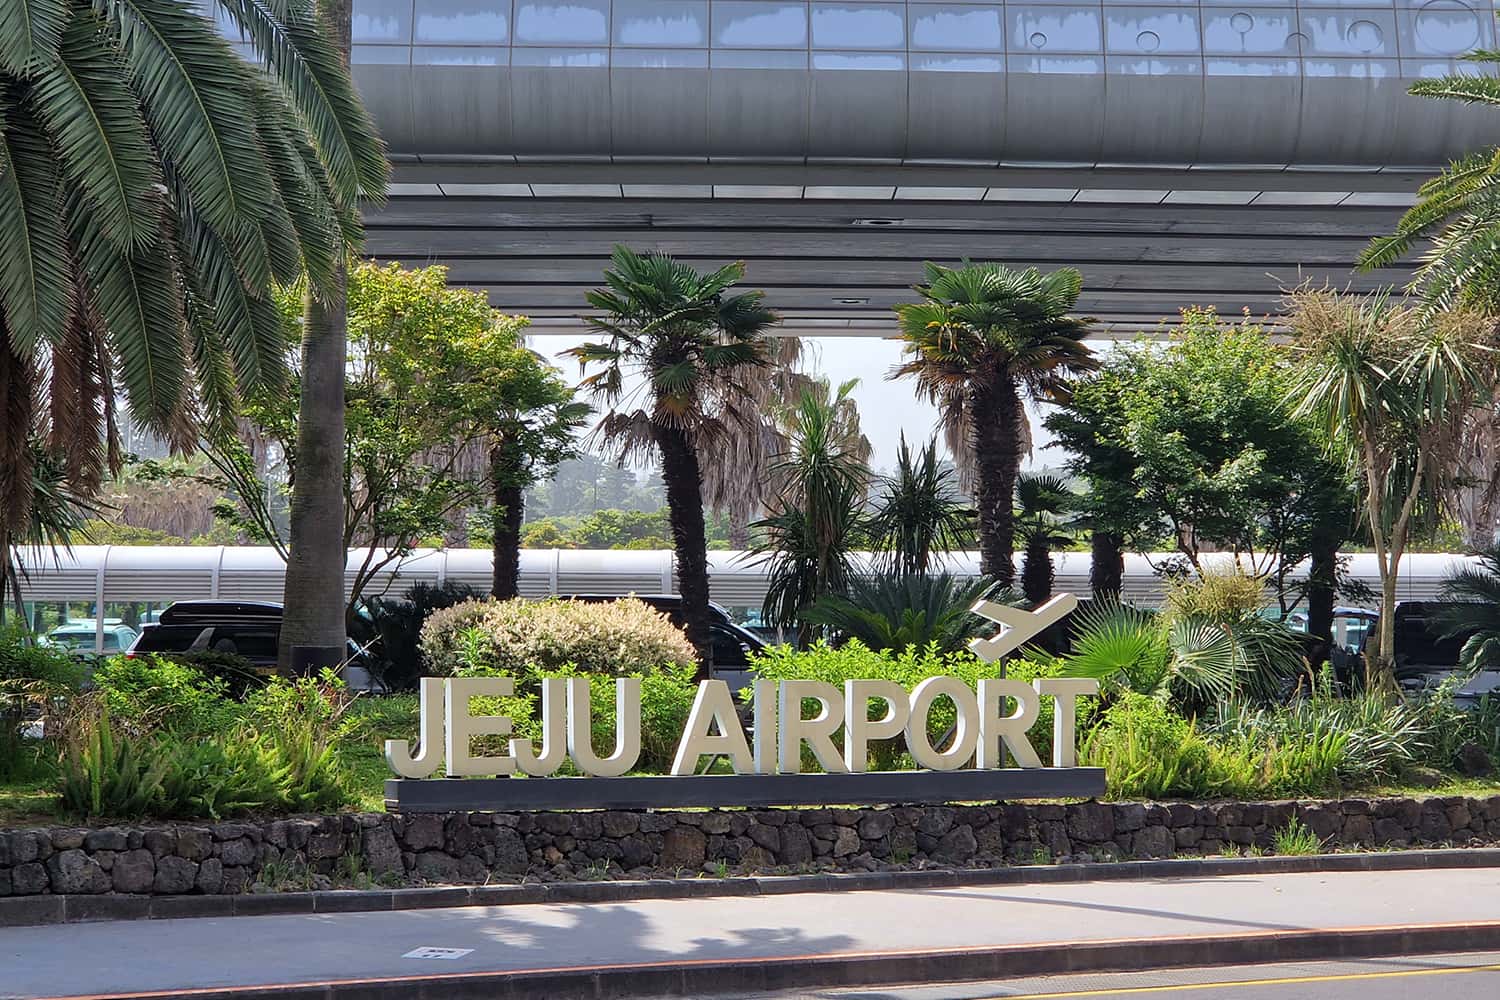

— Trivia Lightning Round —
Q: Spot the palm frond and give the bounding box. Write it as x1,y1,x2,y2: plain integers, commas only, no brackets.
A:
0,100,71,353
0,0,68,73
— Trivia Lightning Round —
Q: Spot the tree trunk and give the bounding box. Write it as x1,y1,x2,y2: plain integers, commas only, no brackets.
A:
1090,530,1124,599
1021,535,1053,605
490,441,524,600
278,276,348,674
1305,538,1337,669
655,424,714,681
970,376,1021,587
280,0,353,675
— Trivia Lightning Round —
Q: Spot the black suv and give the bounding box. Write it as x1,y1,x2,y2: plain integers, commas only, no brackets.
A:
126,601,373,685
563,594,767,690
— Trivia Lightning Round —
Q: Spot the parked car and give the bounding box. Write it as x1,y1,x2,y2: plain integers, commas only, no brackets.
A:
1341,601,1500,707
125,600,377,689
562,594,767,691
44,619,139,656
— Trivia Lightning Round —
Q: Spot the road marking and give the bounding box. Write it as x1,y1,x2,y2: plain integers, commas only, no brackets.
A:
980,962,1500,998
402,947,473,960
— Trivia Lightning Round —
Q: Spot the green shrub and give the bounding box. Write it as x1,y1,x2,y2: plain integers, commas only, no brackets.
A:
1082,694,1261,799
0,624,85,780
420,597,697,681
747,642,1081,771
365,581,484,691
91,655,238,735
59,707,172,819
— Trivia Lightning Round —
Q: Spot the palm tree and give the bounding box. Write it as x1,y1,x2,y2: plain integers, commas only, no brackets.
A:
803,573,995,654
1015,472,1075,604
1359,52,1500,310
892,263,1096,586
867,433,973,576
280,0,388,672
1436,545,1500,671
752,379,871,644
0,0,384,655
567,247,777,670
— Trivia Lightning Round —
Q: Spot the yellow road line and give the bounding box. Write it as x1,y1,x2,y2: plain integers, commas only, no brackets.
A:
980,962,1500,999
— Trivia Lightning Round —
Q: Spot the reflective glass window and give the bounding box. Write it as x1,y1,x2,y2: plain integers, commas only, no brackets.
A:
413,0,510,44
1107,54,1201,73
811,4,907,49
413,46,508,64
811,51,906,68
352,0,413,43
613,48,711,66
1007,7,1103,52
1104,9,1201,53
511,46,609,65
352,45,411,63
614,0,708,45
1201,9,1296,54
913,52,1004,71
514,0,609,44
1205,56,1299,73
713,2,809,47
1400,1,1490,58
1296,11,1397,57
1006,53,1105,72
1301,56,1397,76
910,6,1004,51
711,49,809,68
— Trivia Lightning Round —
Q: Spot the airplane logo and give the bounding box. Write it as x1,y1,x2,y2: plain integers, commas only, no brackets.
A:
968,593,1078,662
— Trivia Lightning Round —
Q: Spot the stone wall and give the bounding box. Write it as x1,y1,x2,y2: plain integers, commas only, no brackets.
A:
3,795,1498,897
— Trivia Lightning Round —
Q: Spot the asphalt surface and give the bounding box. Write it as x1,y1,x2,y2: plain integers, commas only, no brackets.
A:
3,867,1499,998
744,952,1500,999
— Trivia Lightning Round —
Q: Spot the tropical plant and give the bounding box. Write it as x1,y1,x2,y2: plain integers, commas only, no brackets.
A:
1061,587,1304,711
892,263,1096,585
1434,544,1500,671
0,0,385,670
867,434,973,576
567,247,777,671
1272,818,1323,856
752,379,872,641
363,581,484,691
1359,51,1500,311
1287,289,1496,685
803,573,996,654
1015,473,1075,604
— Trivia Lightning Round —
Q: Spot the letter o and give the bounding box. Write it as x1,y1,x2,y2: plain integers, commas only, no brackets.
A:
905,677,980,771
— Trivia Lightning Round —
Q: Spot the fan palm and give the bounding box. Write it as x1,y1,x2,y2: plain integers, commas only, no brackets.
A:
567,247,778,671
868,433,973,575
891,263,1096,586
0,0,385,598
1015,472,1075,604
1359,52,1500,310
1435,545,1500,671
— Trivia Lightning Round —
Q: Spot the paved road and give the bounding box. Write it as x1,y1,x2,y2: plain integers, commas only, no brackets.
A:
4,868,1500,998
746,952,1500,999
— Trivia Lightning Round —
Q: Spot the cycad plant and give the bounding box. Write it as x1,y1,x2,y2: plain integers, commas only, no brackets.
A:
892,263,1095,585
0,0,385,602
867,433,973,575
803,573,997,654
568,248,777,668
1359,52,1500,309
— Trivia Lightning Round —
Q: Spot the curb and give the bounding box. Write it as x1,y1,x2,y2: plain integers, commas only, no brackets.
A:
22,920,1500,1000
3,847,1500,929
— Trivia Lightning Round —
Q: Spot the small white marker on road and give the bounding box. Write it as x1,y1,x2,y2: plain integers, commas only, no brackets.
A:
402,947,474,960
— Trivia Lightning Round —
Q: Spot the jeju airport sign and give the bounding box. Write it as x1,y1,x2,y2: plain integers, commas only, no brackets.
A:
383,593,1104,812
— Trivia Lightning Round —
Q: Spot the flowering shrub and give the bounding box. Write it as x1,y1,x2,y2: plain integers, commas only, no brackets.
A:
419,596,698,680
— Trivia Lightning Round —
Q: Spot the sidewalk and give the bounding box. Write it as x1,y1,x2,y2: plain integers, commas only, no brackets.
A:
5,866,1500,999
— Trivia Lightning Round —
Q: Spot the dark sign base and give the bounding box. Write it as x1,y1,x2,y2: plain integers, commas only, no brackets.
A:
385,768,1106,812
